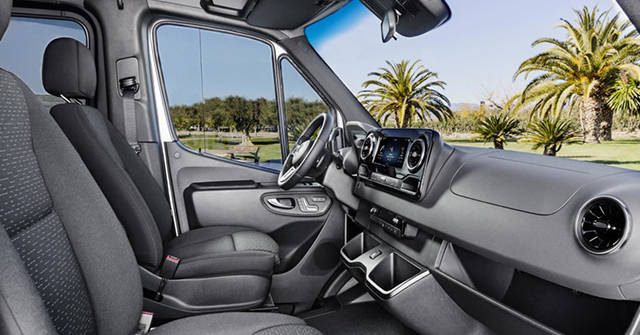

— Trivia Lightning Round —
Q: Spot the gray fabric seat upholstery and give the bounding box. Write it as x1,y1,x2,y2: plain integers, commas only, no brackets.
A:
0,3,322,334
42,37,279,279
151,313,322,335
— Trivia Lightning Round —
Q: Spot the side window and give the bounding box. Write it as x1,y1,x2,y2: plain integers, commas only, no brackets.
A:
0,17,87,109
281,59,329,143
157,25,282,170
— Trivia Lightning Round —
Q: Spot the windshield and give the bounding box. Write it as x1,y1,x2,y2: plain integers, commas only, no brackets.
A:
306,0,640,171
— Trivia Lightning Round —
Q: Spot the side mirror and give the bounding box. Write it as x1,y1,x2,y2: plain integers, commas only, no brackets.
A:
381,9,398,43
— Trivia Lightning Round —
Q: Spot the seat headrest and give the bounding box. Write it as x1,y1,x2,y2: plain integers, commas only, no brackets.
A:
43,38,96,99
0,0,11,40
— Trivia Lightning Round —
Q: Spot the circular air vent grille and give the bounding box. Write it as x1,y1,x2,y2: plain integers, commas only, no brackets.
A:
576,197,630,255
360,133,376,161
406,138,426,173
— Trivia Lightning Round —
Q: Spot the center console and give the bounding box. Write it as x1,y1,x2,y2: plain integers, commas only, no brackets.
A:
357,128,438,199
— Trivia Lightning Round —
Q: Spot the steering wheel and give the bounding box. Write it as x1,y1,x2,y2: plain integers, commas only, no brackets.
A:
278,112,334,190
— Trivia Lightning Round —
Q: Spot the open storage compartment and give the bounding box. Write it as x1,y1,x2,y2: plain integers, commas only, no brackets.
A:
342,232,380,261
369,253,421,292
340,231,428,299
339,232,496,334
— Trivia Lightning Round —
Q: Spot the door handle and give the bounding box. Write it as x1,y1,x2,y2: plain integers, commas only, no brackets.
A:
267,198,295,210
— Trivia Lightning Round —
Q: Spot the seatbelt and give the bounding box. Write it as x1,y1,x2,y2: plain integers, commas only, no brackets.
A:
119,76,141,154
154,255,180,301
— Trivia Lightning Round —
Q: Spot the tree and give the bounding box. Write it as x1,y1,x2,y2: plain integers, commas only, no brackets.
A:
608,76,640,117
358,60,452,128
203,97,231,132
226,96,265,146
521,117,582,156
472,112,522,149
510,6,640,143
285,97,328,141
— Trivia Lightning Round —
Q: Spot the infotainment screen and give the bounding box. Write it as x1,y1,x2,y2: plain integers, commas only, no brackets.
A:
374,137,410,168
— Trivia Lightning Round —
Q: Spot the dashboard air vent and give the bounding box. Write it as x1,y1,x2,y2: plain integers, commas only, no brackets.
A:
360,133,376,162
406,138,426,173
576,197,629,255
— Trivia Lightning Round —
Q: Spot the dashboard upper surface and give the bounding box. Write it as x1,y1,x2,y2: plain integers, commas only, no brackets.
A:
351,127,640,301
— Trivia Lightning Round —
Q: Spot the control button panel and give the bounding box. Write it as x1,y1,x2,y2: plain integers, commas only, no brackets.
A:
369,206,405,238
297,197,319,213
370,172,403,190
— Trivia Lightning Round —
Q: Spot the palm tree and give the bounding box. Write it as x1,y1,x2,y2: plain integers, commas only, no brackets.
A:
358,60,452,128
521,117,582,156
472,113,522,149
608,76,640,117
509,6,640,143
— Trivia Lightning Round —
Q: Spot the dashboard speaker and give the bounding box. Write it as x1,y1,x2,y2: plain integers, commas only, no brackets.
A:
576,197,630,255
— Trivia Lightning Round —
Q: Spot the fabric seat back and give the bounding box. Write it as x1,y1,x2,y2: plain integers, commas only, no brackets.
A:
43,38,175,270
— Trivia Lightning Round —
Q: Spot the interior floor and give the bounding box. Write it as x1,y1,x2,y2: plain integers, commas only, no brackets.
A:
303,302,419,335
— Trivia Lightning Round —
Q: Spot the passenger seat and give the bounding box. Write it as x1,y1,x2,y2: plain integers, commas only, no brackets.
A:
42,37,279,281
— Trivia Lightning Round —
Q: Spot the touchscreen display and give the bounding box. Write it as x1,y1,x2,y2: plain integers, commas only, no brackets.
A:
374,137,410,168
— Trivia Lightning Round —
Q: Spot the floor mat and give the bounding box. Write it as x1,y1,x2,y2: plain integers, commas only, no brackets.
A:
303,302,418,335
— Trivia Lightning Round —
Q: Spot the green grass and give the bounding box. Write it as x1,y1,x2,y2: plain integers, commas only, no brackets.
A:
179,134,282,163
180,133,640,172
446,137,640,171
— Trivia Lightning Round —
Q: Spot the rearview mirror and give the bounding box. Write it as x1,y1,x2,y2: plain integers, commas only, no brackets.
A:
381,9,398,43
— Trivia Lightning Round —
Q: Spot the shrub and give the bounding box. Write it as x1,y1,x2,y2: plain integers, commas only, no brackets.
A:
472,113,522,149
521,117,582,156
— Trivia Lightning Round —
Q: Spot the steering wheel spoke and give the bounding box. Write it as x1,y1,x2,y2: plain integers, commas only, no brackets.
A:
278,113,334,190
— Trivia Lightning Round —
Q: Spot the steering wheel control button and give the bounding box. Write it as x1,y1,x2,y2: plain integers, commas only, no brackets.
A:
369,250,382,260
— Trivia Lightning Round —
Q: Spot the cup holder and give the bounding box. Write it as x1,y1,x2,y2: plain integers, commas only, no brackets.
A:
368,253,421,292
342,233,380,261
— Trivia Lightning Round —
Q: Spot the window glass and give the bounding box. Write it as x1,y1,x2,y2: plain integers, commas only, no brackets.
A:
0,17,87,109
305,1,640,171
281,59,329,143
157,25,282,170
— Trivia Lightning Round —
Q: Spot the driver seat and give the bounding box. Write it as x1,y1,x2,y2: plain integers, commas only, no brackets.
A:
42,38,279,280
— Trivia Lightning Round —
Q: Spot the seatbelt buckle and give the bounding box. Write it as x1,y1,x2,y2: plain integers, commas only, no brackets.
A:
160,255,180,279
134,311,153,334
154,256,180,301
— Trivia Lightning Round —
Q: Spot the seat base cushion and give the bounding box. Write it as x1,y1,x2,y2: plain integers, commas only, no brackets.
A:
151,312,322,335
165,226,280,279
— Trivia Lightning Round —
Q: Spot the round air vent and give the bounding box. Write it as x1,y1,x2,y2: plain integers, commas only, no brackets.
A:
576,197,630,255
406,138,426,173
360,133,376,162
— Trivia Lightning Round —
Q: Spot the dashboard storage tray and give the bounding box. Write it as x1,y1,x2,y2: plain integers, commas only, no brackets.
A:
368,253,421,292
342,232,380,261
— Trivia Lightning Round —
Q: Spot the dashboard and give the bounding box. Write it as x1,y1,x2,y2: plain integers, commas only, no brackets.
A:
329,123,640,335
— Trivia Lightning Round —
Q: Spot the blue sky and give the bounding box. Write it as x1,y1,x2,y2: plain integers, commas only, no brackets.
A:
0,17,86,95
157,25,322,106
0,2,629,108
307,0,628,106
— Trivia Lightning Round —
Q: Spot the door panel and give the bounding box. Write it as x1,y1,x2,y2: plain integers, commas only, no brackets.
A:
166,142,344,309
186,188,332,231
